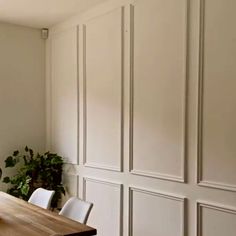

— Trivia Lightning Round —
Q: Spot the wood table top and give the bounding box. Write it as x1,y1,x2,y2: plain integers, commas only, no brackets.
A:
0,191,96,236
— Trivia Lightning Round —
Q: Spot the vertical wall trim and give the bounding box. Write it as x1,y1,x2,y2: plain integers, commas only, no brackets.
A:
197,0,205,186
183,0,190,182
82,24,87,168
120,6,125,172
129,4,134,175
47,38,53,150
76,25,80,165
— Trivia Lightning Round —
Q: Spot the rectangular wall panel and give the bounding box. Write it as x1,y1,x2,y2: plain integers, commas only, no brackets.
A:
130,0,188,181
197,0,236,191
129,187,185,236
83,7,124,171
197,202,236,236
51,27,78,164
83,178,123,236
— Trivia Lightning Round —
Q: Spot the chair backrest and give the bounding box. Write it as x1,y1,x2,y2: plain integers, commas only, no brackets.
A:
28,188,55,210
59,197,93,224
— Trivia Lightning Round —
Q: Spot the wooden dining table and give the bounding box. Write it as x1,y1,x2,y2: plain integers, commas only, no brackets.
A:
0,191,96,236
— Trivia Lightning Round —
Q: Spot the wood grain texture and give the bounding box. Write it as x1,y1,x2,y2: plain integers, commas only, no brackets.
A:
0,192,96,236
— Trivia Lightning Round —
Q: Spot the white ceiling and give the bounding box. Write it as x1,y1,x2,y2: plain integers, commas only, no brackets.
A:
0,0,108,28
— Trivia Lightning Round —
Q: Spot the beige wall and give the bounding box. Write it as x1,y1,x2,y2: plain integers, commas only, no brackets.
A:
47,0,236,235
0,22,46,184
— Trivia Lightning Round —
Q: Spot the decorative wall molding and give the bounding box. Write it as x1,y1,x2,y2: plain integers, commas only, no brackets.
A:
47,37,52,150
129,186,186,236
130,169,185,183
196,0,236,192
76,25,80,166
47,2,236,236
82,7,125,172
84,162,122,172
83,177,123,236
50,26,79,165
129,0,189,183
49,26,78,38
198,180,236,192
76,175,79,197
196,200,236,236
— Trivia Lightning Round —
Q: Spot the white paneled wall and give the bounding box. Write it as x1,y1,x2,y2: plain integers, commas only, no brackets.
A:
197,0,236,191
197,202,236,236
130,0,187,182
83,178,123,236
129,187,185,236
83,7,124,171
47,0,236,235
50,27,78,164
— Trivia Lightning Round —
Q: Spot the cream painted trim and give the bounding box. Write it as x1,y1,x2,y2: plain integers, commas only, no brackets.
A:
196,0,236,192
83,5,125,24
76,25,80,166
196,200,236,236
130,170,185,183
198,181,236,192
128,186,186,236
49,25,78,39
82,23,87,168
84,162,122,172
129,0,189,183
196,0,205,187
83,177,124,236
46,37,53,150
82,7,125,172
76,175,79,198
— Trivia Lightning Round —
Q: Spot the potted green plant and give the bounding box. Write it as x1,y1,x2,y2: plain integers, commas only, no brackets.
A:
2,146,65,208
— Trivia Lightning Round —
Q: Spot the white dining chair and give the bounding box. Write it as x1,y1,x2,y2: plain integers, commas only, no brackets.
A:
28,188,55,210
59,197,93,224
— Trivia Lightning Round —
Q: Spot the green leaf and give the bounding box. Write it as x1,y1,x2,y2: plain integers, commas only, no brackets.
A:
10,176,19,185
5,156,16,168
13,150,19,156
51,157,63,165
58,185,65,195
3,147,65,208
25,176,31,184
3,177,10,183
29,149,34,157
23,155,28,165
21,183,30,196
17,182,23,189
